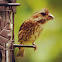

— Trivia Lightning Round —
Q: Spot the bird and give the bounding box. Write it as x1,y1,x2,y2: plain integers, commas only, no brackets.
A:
17,8,54,57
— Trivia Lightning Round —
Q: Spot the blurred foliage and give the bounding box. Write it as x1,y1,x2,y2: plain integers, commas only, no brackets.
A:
14,0,62,62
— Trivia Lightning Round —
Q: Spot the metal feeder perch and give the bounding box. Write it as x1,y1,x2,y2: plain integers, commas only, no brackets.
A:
0,0,36,62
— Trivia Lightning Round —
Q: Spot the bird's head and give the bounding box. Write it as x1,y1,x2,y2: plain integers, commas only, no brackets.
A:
33,8,54,24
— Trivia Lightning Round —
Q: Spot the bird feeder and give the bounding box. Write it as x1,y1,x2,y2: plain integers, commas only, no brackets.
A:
0,0,20,62
0,0,36,62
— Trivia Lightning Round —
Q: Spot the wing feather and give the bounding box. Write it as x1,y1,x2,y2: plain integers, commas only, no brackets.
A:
18,21,35,43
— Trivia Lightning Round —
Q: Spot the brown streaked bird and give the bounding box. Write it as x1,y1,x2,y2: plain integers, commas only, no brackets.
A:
17,8,54,57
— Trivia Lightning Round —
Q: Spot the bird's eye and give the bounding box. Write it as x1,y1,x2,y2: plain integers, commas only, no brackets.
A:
40,13,46,16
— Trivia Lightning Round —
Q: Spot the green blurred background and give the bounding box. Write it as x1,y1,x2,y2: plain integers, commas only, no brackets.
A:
14,0,62,62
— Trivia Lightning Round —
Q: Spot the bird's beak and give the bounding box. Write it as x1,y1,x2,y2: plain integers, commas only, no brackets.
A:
48,14,54,20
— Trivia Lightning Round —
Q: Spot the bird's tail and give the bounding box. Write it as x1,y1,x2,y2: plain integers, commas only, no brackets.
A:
17,47,24,57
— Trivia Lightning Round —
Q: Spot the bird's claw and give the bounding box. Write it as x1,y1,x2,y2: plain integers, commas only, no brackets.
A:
32,42,37,51
34,45,37,51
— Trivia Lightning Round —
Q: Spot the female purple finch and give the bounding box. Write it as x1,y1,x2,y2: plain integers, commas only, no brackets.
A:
17,8,54,57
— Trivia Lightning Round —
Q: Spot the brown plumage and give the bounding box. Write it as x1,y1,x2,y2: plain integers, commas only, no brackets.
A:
17,8,54,57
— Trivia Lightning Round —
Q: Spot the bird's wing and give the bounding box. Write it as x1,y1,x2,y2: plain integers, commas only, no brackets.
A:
18,21,35,43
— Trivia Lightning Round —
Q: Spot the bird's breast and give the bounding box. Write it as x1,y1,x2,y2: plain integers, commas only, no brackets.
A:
27,24,44,42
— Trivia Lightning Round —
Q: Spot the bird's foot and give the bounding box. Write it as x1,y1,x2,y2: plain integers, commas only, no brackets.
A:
32,42,37,51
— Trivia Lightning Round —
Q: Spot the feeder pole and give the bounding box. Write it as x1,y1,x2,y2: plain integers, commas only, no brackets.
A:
0,0,20,62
